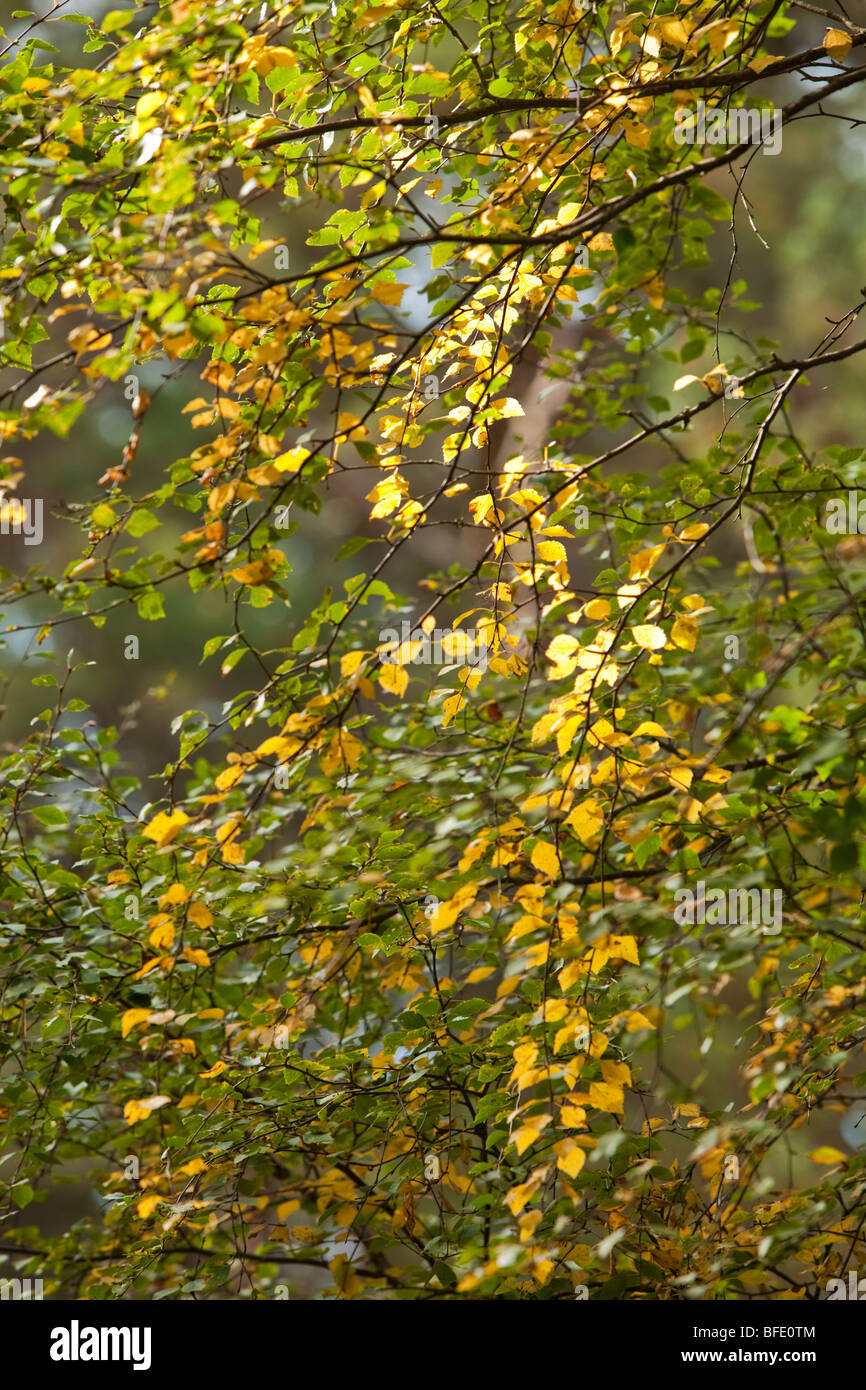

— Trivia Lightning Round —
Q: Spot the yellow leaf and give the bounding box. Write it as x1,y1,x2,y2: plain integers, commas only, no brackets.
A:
272,446,311,474
644,274,665,309
628,544,666,580
557,201,583,224
536,540,567,563
372,281,408,306
701,765,731,785
231,562,270,586
808,1147,847,1165
601,1059,631,1085
340,650,368,677
824,28,852,60
561,1105,587,1129
123,1095,171,1126
666,764,693,791
466,965,496,985
378,662,408,696
366,473,408,519
133,956,170,980
546,633,579,679
188,900,213,930
148,914,175,950
255,735,300,760
198,1061,227,1079
518,1210,543,1242
207,483,237,514
178,1157,207,1177
67,324,113,356
654,17,691,49
622,1009,655,1031
542,999,569,1023
671,616,698,651
530,840,560,878
623,120,650,149
512,1115,552,1155
553,1139,586,1179
679,523,709,541
441,692,466,727
469,492,496,526
609,22,632,58
253,45,297,76
429,882,478,936
747,54,777,73
182,947,211,968
277,1200,302,1222
705,19,740,57
556,715,583,758
631,624,666,651
320,729,363,774
136,1194,163,1219
121,1008,152,1039
491,397,525,419
607,935,639,965
214,765,245,792
159,883,189,907
142,808,190,848
564,800,604,844
588,1081,625,1113
136,91,165,118
505,1175,543,1217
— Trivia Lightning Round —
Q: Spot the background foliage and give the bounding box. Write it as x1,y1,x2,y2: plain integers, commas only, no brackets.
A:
1,0,866,1300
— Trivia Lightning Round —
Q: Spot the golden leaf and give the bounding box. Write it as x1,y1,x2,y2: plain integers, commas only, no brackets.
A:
123,1095,171,1126
378,662,408,696
553,1139,586,1179
141,808,190,848
121,1008,152,1039
530,840,560,878
824,28,852,60
198,1061,227,1079
158,883,189,907
136,1194,163,1219
182,947,211,968
536,540,567,563
187,900,213,930
607,935,639,965
588,1081,625,1113
808,1147,846,1164
133,956,170,980
564,800,604,843
670,616,698,651
148,915,175,950
371,281,408,306
631,624,666,651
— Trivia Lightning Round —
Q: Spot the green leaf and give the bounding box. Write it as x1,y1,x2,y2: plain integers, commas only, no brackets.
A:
136,591,166,621
102,9,136,31
32,805,68,827
127,508,160,537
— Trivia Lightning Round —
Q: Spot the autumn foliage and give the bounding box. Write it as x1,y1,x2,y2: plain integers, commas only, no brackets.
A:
1,0,866,1300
